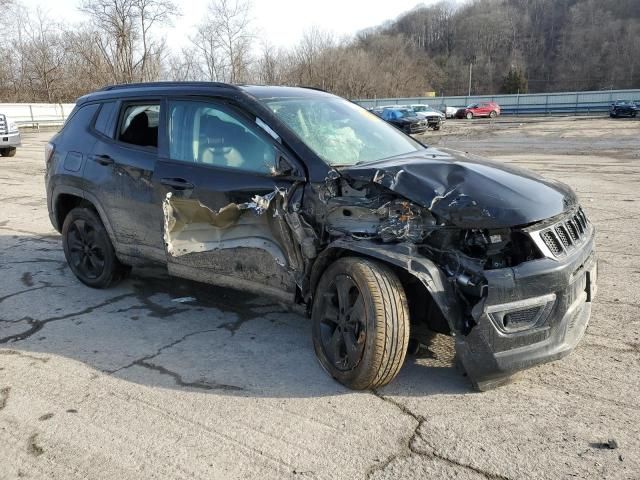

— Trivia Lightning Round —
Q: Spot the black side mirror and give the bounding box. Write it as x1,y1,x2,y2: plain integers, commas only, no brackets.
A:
273,153,306,181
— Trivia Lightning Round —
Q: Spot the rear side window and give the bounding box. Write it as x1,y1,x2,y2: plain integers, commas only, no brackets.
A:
118,104,159,148
94,102,116,137
62,103,99,132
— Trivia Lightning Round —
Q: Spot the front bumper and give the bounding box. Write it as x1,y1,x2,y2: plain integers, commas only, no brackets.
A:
456,232,597,390
408,123,428,134
1,131,21,148
425,117,443,128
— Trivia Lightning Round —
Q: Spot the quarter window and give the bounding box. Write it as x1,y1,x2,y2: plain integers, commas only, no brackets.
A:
94,101,116,137
168,99,276,174
118,104,159,148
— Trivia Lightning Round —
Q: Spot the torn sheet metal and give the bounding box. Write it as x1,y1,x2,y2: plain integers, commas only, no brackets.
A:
162,191,287,265
338,147,577,228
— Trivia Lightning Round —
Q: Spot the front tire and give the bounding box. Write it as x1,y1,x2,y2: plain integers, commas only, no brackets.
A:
0,147,16,157
466,112,473,119
489,110,497,118
312,257,410,390
62,207,128,288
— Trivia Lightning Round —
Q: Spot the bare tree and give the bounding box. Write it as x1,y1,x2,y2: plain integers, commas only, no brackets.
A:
191,21,227,81
80,0,177,83
21,8,67,102
166,47,203,81
191,0,253,83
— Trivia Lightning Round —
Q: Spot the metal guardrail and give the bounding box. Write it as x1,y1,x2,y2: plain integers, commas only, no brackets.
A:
0,103,75,129
3,89,639,130
353,89,640,115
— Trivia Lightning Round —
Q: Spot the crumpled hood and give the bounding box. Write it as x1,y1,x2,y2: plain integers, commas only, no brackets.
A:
338,147,577,228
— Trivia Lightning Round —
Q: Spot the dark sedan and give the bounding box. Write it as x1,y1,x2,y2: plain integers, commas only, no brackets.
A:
609,100,637,118
376,107,428,134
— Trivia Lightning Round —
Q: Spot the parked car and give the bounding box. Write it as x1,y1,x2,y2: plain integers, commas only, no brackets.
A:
46,82,596,391
439,104,461,119
377,107,428,134
406,104,444,130
0,113,21,157
455,102,501,119
609,100,637,118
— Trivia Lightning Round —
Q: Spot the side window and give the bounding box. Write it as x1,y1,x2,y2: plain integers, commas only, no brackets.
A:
62,103,99,133
168,99,276,175
118,103,159,148
94,101,116,137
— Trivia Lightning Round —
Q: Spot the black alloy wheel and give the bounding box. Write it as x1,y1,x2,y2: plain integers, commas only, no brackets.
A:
67,218,106,280
312,257,410,390
318,274,367,372
62,207,129,288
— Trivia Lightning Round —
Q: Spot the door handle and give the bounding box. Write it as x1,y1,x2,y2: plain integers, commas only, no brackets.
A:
91,154,114,166
160,177,195,190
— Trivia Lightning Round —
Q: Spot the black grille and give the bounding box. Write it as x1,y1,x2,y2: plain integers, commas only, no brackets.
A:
0,114,7,135
503,306,542,329
540,208,590,257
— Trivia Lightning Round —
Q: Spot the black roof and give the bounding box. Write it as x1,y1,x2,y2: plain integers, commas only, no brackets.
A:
100,81,241,92
76,82,334,104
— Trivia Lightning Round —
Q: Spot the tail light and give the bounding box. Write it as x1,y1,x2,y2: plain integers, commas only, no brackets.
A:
45,142,55,165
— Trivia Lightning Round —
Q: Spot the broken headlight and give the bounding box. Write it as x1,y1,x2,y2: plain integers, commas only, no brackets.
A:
459,228,542,270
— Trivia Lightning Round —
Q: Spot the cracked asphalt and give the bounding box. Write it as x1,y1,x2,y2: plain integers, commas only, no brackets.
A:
1,117,639,479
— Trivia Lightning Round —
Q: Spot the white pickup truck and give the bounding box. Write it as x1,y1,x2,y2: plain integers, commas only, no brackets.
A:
0,113,21,157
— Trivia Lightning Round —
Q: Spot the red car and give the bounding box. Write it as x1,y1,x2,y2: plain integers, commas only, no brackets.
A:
456,102,501,119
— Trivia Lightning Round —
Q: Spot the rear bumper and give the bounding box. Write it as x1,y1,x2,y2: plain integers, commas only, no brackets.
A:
456,232,597,390
0,131,21,148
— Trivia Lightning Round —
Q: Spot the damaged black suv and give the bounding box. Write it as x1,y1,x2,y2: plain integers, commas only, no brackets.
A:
45,82,597,390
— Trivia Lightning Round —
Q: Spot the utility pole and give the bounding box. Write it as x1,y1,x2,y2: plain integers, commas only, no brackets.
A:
468,63,473,96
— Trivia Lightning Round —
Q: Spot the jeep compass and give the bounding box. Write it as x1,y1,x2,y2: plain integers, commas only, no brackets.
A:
45,82,597,390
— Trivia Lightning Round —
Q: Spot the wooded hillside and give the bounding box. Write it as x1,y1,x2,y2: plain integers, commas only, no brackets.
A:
1,0,638,102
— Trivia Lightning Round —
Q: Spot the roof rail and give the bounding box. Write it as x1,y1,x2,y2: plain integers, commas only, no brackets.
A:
100,81,240,91
297,85,329,93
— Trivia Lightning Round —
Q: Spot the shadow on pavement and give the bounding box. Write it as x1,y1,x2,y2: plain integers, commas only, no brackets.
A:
0,233,473,398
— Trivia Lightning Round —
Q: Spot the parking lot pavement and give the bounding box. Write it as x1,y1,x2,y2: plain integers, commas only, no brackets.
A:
1,117,639,479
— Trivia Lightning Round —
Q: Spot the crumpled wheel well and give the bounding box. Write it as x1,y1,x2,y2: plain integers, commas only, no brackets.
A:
308,246,450,336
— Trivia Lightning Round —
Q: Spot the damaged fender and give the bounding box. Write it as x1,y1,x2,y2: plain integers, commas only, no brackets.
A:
310,237,464,334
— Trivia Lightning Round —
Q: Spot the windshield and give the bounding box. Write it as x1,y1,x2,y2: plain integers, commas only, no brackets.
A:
395,109,415,118
412,105,426,112
260,96,423,166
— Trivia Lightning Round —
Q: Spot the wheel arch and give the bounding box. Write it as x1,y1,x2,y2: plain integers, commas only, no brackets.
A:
309,238,462,335
52,186,117,246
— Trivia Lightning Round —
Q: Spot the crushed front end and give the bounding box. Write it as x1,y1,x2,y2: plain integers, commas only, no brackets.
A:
448,209,597,390
322,149,598,390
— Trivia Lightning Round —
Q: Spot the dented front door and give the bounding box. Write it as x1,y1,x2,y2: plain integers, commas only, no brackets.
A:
154,98,300,301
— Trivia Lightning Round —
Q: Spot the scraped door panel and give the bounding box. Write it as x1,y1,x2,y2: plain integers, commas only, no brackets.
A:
155,98,300,301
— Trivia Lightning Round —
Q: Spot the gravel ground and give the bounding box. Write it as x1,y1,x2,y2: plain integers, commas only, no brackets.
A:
1,116,639,479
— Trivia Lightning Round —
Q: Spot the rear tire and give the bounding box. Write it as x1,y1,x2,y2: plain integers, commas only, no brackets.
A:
312,257,410,390
62,207,128,288
466,112,473,120
489,110,497,118
0,147,16,157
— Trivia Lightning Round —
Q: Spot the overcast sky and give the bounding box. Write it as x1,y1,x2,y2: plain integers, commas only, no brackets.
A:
19,0,451,49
